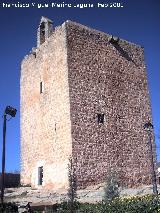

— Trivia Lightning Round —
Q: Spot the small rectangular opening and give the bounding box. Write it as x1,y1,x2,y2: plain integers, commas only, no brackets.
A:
40,81,43,94
40,22,45,45
33,52,36,58
38,166,43,185
97,113,104,124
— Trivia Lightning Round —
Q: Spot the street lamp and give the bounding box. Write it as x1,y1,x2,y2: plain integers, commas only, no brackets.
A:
1,106,17,206
144,121,158,195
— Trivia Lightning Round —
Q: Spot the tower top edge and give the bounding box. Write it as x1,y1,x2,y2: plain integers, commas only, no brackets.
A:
40,16,53,24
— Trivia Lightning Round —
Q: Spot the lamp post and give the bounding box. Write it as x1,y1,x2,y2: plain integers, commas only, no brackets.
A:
144,122,158,195
1,106,17,206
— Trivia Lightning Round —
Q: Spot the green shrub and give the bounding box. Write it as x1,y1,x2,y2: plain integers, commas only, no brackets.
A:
0,202,18,212
101,195,159,213
56,194,160,213
103,171,119,202
67,157,77,213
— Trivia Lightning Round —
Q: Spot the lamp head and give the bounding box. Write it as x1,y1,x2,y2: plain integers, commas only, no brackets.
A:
144,122,153,130
5,106,17,117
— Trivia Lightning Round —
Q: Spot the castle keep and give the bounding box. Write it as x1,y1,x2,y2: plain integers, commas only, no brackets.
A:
20,17,154,190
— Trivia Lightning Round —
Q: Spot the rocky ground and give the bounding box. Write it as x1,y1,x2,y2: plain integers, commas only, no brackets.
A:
4,184,158,209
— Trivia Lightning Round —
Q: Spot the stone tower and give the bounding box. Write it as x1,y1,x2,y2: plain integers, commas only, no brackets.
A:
20,17,155,190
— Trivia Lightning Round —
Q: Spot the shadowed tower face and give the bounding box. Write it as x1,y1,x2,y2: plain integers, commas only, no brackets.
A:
20,17,154,190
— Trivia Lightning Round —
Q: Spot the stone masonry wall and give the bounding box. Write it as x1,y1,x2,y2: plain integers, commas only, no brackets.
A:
66,21,153,189
21,19,155,191
20,23,72,190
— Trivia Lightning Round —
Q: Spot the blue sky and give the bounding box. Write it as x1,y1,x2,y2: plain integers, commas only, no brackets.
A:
0,0,160,172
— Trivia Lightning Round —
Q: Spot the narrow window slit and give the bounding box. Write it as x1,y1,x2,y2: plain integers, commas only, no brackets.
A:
38,166,43,185
40,81,43,94
97,113,104,124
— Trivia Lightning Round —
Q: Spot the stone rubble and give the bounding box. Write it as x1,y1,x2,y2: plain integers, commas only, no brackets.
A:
4,184,158,207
